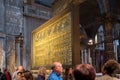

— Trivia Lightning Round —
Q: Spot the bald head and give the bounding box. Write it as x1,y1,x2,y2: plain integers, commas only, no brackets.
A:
18,66,24,72
52,62,63,74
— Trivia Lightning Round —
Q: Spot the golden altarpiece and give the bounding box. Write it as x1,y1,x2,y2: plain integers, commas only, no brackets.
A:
31,0,81,69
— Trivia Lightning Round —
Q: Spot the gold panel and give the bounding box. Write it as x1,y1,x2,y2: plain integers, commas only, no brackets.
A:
32,12,72,68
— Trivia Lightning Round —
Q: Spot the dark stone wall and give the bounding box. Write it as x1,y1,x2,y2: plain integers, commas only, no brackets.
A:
23,16,47,69
0,0,24,72
0,0,51,71
5,0,24,72
0,0,5,31
5,0,23,35
23,3,51,69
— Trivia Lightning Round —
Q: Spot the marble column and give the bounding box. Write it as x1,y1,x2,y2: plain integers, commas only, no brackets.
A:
15,34,23,66
15,42,21,66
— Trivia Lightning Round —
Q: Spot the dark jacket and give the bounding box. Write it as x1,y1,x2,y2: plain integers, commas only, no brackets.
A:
37,74,45,80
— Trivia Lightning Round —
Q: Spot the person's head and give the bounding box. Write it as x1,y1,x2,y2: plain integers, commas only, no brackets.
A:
38,66,46,75
18,66,24,72
17,72,22,80
68,67,73,75
102,59,119,76
51,62,63,74
22,70,33,80
64,67,73,80
73,64,96,80
4,68,9,73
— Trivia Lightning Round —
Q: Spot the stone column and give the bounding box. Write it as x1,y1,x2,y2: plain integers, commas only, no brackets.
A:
20,41,23,66
15,34,23,66
15,42,21,66
104,13,114,61
71,3,81,66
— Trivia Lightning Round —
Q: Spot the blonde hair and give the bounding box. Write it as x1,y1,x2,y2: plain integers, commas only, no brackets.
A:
38,66,46,76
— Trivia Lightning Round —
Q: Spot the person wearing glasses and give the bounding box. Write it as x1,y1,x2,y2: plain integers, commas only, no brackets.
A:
12,66,24,80
22,70,33,80
48,62,63,80
16,72,22,80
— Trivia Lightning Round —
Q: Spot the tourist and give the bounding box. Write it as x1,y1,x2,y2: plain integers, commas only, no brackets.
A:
73,64,96,80
48,62,63,80
37,66,47,80
12,66,24,80
64,67,74,80
97,59,120,80
22,70,33,80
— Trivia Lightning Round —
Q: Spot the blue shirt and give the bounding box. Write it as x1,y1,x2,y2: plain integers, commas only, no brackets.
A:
48,71,62,80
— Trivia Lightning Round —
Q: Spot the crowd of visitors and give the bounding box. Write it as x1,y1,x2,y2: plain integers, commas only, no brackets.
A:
0,59,119,80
